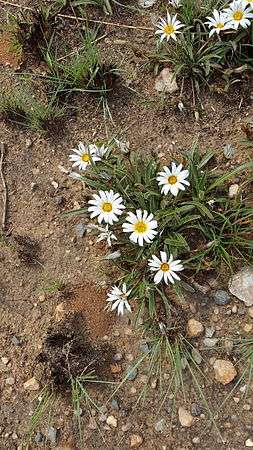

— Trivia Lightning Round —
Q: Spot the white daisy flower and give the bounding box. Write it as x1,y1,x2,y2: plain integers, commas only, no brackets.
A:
155,12,185,42
88,190,125,225
89,143,108,158
96,224,117,247
69,142,101,171
205,9,231,36
224,0,253,29
148,251,184,284
157,162,190,196
106,283,132,316
242,0,253,6
122,209,158,247
168,0,182,8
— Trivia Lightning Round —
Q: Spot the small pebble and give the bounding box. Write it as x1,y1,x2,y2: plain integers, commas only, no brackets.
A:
6,377,15,385
111,399,119,411
106,415,118,428
154,419,166,433
35,431,44,444
205,327,215,338
113,353,123,362
1,357,9,365
74,223,86,238
238,306,246,316
126,365,138,381
139,343,150,354
213,290,230,306
203,338,218,347
232,305,238,314
191,403,203,417
130,433,143,448
191,348,202,365
47,427,58,444
245,439,253,447
11,336,21,346
178,407,194,427
244,324,253,333
122,423,132,432
192,437,200,444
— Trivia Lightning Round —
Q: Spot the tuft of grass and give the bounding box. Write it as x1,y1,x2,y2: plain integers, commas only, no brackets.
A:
0,85,66,133
39,279,63,295
23,387,54,446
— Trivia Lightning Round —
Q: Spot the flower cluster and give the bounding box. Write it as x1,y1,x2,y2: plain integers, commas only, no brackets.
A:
156,0,253,41
68,143,191,315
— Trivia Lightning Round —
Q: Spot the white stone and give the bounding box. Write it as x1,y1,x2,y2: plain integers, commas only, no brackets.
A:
23,377,40,391
106,415,118,428
245,439,253,447
228,184,239,198
155,68,178,94
178,407,194,427
138,0,156,6
229,267,253,306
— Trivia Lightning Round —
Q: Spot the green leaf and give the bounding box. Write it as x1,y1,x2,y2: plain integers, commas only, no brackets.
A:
207,161,253,192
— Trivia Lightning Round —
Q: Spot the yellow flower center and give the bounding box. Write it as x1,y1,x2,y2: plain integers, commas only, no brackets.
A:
81,153,90,162
160,263,170,272
102,202,112,212
168,175,177,185
164,24,175,35
134,221,148,233
233,11,243,21
216,22,224,29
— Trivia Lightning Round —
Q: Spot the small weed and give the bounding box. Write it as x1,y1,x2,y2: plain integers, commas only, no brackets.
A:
39,279,63,295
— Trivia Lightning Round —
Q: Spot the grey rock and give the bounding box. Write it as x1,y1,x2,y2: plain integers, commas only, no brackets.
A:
205,327,215,338
31,182,38,192
54,196,64,206
203,338,218,348
238,306,246,316
223,143,236,159
113,352,123,362
139,343,150,354
191,348,202,365
111,399,120,411
126,365,138,381
47,427,58,444
35,432,44,444
155,418,166,433
74,223,86,238
11,336,21,346
104,251,121,260
191,403,203,417
229,267,253,306
213,290,230,306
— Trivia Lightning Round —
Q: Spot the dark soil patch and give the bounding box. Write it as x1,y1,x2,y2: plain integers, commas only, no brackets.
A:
39,312,114,387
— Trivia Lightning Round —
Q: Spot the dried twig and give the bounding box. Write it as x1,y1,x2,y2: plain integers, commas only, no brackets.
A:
0,142,8,230
0,0,153,31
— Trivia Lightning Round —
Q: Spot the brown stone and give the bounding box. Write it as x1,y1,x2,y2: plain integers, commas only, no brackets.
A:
178,407,194,427
187,319,204,338
130,434,144,448
213,359,237,385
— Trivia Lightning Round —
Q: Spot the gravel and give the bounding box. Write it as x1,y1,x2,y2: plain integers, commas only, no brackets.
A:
111,399,120,411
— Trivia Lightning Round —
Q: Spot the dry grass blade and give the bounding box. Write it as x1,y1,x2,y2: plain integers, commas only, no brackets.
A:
0,142,8,230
